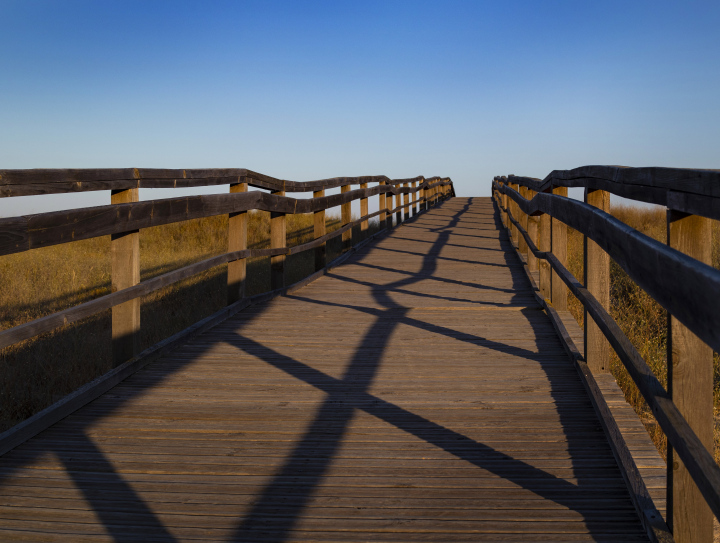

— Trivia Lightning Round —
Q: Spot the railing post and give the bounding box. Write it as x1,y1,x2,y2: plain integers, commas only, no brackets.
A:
422,181,427,211
360,182,369,240
412,180,418,215
270,189,286,290
403,182,410,221
313,189,326,271
583,188,609,372
111,188,140,366
500,180,509,229
386,187,394,228
518,186,529,256
395,183,402,225
228,181,248,304
527,190,538,273
378,181,386,231
341,184,352,251
538,200,551,301
666,210,713,543
551,186,569,311
508,182,519,249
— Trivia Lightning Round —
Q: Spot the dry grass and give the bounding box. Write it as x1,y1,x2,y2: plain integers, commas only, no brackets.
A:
0,210,372,432
565,204,720,462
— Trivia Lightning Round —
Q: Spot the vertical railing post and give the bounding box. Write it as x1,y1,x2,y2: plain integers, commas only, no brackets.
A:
386,186,394,228
422,181,427,211
508,182,519,249
341,184,352,251
551,186,569,311
518,186,529,256
583,187,609,372
538,198,551,301
360,182,369,240
111,188,140,366
412,180,418,215
403,182,410,221
270,189,286,290
395,183,402,225
313,189,326,271
228,181,248,304
527,189,538,274
378,181,386,231
666,210,713,543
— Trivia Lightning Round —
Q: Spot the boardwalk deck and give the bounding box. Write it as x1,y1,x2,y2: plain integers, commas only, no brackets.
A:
0,197,650,541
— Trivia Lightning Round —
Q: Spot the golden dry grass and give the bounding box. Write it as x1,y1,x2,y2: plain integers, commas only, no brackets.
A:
0,210,369,432
565,204,720,462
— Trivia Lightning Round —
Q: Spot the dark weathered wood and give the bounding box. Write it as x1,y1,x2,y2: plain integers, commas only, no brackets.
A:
378,181,386,229
314,189,326,271
228,182,248,304
518,186,529,255
551,186,568,311
360,182,369,238
583,188,610,373
341,185,352,251
495,181,720,354
666,210,713,543
111,188,140,367
271,190,286,290
506,167,720,221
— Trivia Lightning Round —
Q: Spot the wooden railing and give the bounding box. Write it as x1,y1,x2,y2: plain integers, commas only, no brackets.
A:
0,169,454,366
493,166,720,543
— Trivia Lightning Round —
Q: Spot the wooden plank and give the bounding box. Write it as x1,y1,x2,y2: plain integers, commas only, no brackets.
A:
110,188,140,367
666,210,713,543
227,182,248,304
360,182,369,238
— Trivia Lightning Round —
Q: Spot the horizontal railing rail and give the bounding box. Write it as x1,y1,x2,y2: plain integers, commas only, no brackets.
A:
1,170,454,362
493,167,719,543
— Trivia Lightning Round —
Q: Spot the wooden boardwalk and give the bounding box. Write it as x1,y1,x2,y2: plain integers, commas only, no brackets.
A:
0,197,651,541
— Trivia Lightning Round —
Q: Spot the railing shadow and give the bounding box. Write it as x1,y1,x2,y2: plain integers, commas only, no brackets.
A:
0,197,637,541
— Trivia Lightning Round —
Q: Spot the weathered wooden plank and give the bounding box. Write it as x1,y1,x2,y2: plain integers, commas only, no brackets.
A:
227,182,248,304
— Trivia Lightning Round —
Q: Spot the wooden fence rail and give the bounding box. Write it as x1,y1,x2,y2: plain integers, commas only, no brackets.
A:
493,166,720,543
0,171,454,364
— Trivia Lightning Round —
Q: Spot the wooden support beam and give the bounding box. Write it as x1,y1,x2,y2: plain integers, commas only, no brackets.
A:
509,183,519,248
502,190,509,229
111,188,140,366
551,186,568,311
313,189,326,271
270,190,286,289
386,190,393,229
360,182,368,238
378,182,386,230
538,209,551,301
341,185,352,251
527,214,538,273
583,188,610,373
403,182,410,221
395,186,402,225
412,181,418,215
667,210,713,543
518,186,529,255
227,182,248,304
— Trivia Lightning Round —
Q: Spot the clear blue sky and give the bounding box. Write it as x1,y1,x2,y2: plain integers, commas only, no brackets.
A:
1,0,718,213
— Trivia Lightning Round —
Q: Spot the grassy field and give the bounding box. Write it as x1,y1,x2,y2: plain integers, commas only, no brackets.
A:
0,210,377,432
564,205,720,462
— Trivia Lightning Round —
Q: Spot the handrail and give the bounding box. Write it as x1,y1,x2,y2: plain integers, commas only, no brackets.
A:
500,165,720,221
0,171,455,355
0,168,445,197
493,167,718,542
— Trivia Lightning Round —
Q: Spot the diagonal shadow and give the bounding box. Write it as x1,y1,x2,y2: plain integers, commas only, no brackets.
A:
231,197,632,540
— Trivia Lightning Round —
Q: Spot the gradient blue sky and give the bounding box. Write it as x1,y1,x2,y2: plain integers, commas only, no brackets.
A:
1,0,718,214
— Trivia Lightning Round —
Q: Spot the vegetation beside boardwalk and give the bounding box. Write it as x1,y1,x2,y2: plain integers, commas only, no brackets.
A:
0,211,374,433
565,205,720,462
